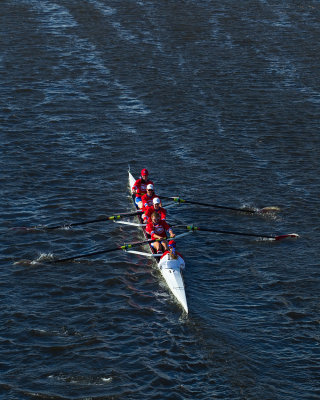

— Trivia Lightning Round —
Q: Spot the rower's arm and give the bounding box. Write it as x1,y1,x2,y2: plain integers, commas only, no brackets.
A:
168,228,175,238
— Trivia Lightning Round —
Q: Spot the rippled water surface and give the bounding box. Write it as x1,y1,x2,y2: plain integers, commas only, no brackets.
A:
1,0,319,399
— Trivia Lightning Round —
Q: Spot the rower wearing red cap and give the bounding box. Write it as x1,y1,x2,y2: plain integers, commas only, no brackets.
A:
159,240,185,270
145,211,175,253
143,197,167,223
132,169,154,209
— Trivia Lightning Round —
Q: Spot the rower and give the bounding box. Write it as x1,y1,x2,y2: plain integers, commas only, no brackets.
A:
132,169,154,209
141,184,157,212
159,240,185,270
145,211,175,254
143,197,167,223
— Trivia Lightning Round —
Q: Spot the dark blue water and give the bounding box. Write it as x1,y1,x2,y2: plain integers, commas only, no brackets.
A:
1,0,319,399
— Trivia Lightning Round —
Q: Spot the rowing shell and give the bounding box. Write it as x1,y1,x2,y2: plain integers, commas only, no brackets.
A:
128,171,188,313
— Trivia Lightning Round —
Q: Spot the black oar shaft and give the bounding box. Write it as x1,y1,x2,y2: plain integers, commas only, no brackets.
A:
46,218,110,230
162,196,255,213
44,211,142,230
51,237,159,264
174,225,298,241
192,227,274,239
51,247,119,263
174,225,275,239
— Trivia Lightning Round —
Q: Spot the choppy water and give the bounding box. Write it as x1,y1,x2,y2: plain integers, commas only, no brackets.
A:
1,0,319,399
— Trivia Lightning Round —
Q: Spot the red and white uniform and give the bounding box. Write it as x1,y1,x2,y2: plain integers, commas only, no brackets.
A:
146,219,172,240
144,205,167,221
141,193,157,212
132,178,154,198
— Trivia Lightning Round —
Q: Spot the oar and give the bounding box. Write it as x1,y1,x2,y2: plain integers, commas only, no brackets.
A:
175,225,299,241
13,210,142,231
161,196,280,214
50,237,165,263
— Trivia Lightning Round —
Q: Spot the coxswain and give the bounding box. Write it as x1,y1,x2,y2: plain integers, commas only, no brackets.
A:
145,211,175,253
159,240,185,270
143,197,167,223
132,168,153,209
141,184,157,212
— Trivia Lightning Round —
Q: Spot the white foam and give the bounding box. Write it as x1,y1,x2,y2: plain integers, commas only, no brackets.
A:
26,0,78,31
86,0,117,16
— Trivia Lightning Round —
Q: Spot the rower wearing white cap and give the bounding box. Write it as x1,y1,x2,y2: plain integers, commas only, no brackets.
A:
143,197,167,223
141,184,157,212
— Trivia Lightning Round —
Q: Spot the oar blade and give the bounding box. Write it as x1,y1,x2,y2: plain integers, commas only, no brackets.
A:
274,233,299,241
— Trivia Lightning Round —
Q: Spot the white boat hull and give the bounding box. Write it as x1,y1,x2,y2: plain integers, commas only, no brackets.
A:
128,170,188,313
158,259,188,313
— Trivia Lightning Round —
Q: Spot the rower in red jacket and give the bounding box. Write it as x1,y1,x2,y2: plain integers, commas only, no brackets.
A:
132,168,154,209
141,184,156,212
145,211,175,253
143,197,167,223
159,240,185,270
